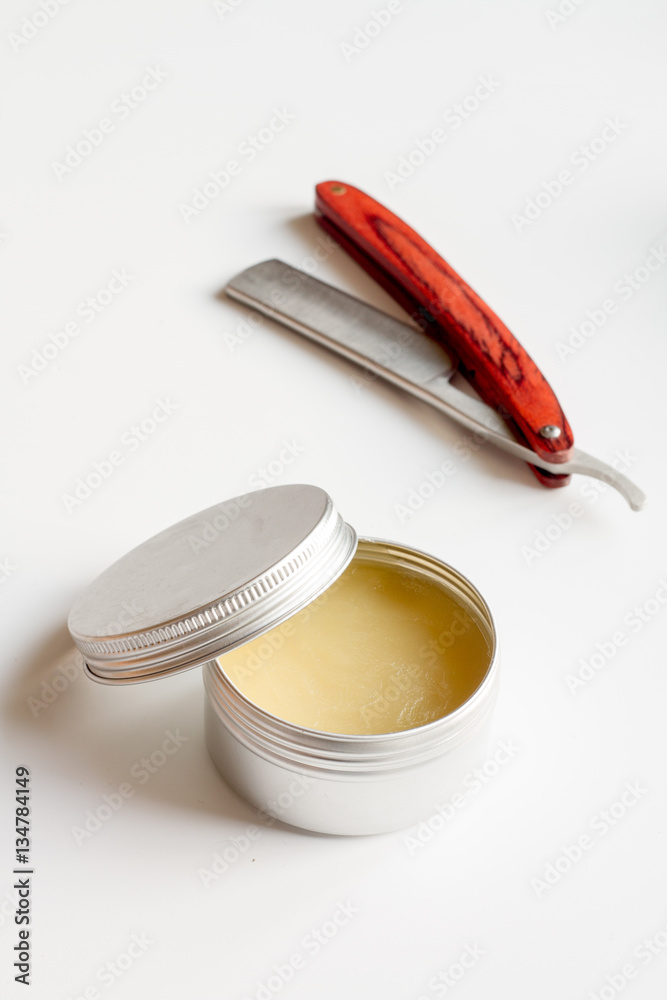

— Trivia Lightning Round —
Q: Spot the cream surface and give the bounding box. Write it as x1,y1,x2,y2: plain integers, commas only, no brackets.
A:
218,558,491,735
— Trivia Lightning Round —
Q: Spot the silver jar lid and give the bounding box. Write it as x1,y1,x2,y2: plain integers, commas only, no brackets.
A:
68,485,357,684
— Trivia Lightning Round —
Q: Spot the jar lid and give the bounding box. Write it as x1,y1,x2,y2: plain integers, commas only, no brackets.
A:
68,485,357,684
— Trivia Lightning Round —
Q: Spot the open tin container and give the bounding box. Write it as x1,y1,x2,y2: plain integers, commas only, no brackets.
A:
68,485,499,835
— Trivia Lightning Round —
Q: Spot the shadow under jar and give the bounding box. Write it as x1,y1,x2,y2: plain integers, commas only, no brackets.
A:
68,485,499,835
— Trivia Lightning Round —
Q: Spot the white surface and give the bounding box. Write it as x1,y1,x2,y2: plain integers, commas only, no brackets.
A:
2,1,666,997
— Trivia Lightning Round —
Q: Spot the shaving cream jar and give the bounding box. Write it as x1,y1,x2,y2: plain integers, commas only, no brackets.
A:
68,485,498,834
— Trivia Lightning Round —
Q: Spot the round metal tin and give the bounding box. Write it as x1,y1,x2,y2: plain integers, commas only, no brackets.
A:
68,485,357,684
205,537,499,835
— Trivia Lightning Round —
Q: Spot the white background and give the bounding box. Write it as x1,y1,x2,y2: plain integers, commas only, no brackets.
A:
2,1,667,998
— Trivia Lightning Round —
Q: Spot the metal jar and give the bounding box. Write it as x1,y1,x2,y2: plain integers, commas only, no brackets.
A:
68,487,499,836
204,538,498,836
